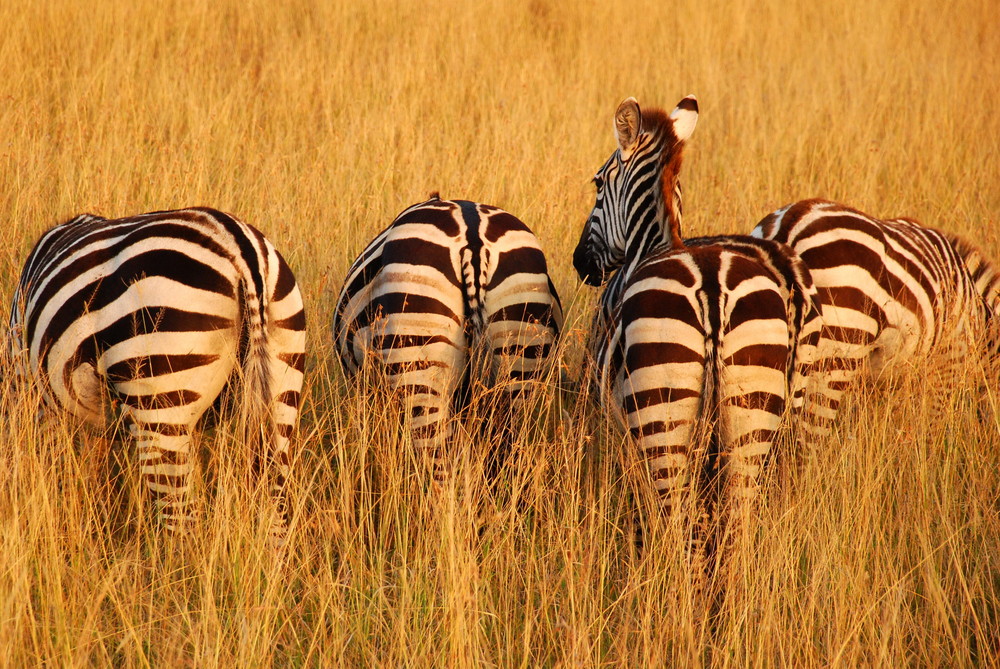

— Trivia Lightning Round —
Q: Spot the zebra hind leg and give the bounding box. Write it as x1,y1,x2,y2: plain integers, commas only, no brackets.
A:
131,423,197,535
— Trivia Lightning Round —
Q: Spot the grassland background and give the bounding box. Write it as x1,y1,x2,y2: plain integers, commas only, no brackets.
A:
1,0,999,666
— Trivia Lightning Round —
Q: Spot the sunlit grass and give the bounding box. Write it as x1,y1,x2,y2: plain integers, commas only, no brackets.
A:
1,0,998,665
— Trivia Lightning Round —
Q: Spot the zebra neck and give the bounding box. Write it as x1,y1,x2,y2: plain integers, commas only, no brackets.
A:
617,182,683,284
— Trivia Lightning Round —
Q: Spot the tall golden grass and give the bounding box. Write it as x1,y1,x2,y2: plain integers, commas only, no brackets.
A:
1,0,998,665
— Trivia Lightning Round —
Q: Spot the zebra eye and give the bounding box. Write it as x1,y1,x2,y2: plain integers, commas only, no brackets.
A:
593,176,604,190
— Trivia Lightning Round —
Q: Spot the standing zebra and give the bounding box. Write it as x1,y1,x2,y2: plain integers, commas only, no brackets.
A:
752,199,1000,444
573,96,822,561
334,195,563,483
9,207,307,541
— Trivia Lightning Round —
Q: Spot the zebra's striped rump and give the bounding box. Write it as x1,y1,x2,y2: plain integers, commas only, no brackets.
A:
9,208,307,541
752,198,996,443
595,239,820,524
334,196,562,483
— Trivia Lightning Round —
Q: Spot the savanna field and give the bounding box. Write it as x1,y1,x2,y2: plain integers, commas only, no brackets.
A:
2,0,999,665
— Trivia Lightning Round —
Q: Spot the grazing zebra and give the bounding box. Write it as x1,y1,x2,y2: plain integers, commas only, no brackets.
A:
573,96,822,561
752,198,1000,444
9,207,307,541
333,195,563,482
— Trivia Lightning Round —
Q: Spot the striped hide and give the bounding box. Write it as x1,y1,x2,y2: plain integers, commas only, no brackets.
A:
573,96,822,564
333,195,562,482
752,198,998,444
9,207,307,541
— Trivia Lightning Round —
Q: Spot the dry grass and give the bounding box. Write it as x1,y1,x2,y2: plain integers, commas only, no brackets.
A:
1,0,999,665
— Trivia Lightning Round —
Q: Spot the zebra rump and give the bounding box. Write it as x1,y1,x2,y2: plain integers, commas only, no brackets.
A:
333,195,563,482
9,207,307,541
588,236,821,528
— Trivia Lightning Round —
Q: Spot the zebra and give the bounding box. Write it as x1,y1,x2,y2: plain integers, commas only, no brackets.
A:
333,195,563,483
9,207,307,541
572,96,822,563
752,198,1000,445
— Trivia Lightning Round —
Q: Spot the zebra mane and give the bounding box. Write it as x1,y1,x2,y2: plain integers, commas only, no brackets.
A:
638,107,686,250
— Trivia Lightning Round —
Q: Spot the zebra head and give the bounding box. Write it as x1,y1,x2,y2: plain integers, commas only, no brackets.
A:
573,95,699,286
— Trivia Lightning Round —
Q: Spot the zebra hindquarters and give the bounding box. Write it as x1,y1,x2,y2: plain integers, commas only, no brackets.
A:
792,283,884,456
716,306,790,528
614,280,707,524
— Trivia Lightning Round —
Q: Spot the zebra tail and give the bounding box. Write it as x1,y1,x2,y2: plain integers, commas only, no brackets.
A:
688,324,723,584
237,275,274,456
692,288,722,469
694,329,722,481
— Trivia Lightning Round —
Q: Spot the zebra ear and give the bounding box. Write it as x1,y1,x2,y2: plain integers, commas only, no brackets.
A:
669,95,699,142
614,97,642,155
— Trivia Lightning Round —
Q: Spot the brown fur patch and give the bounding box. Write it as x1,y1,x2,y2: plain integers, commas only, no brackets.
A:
640,107,687,250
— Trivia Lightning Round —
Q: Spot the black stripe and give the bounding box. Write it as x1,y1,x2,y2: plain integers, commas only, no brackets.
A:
486,247,549,291
482,210,531,243
272,253,299,301
722,390,784,415
277,352,306,371
119,388,202,410
621,288,698,324
275,390,301,409
371,333,455,349
382,237,461,287
394,202,461,237
274,309,306,332
374,292,461,322
626,342,702,369
106,353,221,381
723,343,787,369
623,386,701,414
489,301,558,326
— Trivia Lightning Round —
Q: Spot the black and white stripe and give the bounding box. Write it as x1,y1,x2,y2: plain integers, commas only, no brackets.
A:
9,207,307,540
573,97,822,557
333,195,563,481
752,199,998,443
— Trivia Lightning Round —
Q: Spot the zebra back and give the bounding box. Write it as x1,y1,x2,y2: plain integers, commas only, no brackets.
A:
686,234,823,401
753,199,988,361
